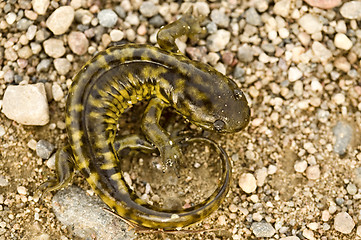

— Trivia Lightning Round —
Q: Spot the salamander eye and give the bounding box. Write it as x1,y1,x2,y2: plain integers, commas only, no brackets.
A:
214,119,225,131
234,89,244,100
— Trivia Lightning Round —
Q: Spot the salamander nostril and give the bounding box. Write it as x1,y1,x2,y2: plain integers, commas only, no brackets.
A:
214,119,225,131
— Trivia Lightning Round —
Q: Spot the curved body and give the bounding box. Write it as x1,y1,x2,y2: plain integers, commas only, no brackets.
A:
48,14,250,230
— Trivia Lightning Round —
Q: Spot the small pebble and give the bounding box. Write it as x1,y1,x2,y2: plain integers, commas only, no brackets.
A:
210,9,230,28
245,7,262,26
0,175,9,187
237,45,254,63
304,0,341,9
294,160,308,173
2,83,49,125
139,1,158,18
306,165,320,180
17,186,28,195
46,6,74,35
288,67,303,82
333,121,353,156
340,1,361,19
27,139,38,150
32,0,50,15
110,29,124,42
334,212,355,234
68,31,89,55
43,38,66,58
302,229,315,240
36,140,55,159
207,29,230,52
52,83,64,101
251,222,276,237
54,58,71,75
312,41,332,64
298,14,322,34
334,33,353,50
334,57,351,72
239,173,257,193
98,9,118,28
346,183,357,195
273,0,290,17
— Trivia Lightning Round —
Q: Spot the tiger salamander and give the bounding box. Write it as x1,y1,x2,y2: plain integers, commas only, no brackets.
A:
44,13,250,229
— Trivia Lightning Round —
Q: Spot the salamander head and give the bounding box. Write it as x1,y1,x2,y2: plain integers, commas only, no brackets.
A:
172,72,251,133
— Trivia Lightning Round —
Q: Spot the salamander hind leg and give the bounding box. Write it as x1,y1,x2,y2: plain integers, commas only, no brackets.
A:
141,98,181,176
39,145,75,195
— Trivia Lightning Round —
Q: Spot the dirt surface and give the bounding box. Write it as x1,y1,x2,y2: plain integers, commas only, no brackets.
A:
1,0,361,240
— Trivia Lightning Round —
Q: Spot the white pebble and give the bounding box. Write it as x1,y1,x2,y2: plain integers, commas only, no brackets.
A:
288,67,303,82
52,83,64,101
294,160,307,173
17,186,28,195
334,212,355,234
298,14,322,34
334,33,353,50
2,83,49,125
302,229,315,240
239,173,257,193
306,165,320,180
332,93,345,105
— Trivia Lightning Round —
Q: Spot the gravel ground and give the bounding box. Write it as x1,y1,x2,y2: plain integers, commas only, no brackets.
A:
1,0,361,239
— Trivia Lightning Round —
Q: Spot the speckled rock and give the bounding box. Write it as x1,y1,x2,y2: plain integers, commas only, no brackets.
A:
2,83,49,125
32,0,50,15
52,186,134,240
46,6,74,35
43,38,66,58
98,9,118,27
340,1,361,19
68,31,89,55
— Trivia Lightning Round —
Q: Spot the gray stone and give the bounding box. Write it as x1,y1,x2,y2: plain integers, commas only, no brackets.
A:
37,59,52,72
52,186,134,240
98,9,118,28
237,45,254,63
333,121,353,156
139,1,158,18
36,140,55,159
251,222,276,237
210,9,230,28
245,7,262,26
2,83,49,126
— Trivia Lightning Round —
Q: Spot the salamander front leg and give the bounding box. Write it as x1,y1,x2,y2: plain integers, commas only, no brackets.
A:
141,98,181,176
39,145,75,194
113,134,156,154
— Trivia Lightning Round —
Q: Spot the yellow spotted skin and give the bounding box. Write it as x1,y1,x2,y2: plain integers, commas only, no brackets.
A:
48,14,250,230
